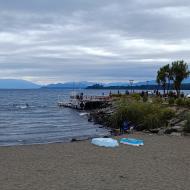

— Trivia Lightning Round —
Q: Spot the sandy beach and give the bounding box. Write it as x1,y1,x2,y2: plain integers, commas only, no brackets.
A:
0,133,190,190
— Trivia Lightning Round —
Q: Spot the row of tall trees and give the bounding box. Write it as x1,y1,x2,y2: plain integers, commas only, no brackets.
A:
156,60,190,97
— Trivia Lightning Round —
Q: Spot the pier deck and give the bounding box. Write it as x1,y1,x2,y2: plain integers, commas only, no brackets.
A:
58,96,110,110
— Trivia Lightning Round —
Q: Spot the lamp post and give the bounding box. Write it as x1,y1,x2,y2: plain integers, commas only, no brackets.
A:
129,80,134,94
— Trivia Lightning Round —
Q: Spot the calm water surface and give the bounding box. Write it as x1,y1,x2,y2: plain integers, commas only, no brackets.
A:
0,89,116,146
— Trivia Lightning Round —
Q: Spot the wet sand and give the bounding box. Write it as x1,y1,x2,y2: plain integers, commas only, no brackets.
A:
0,133,190,190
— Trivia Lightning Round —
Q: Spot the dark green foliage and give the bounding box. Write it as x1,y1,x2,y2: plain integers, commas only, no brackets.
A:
143,113,162,129
168,97,175,105
161,108,176,121
156,64,172,95
152,97,163,104
156,60,190,97
172,60,190,96
175,98,185,106
184,113,190,133
184,99,190,107
110,101,175,130
142,95,148,102
130,93,141,101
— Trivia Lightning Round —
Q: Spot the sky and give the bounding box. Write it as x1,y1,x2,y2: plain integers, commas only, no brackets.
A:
0,0,190,84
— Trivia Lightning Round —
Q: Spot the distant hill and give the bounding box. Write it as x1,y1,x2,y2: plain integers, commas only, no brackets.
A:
42,81,95,89
43,78,190,90
0,79,41,89
105,82,130,87
135,80,157,86
86,78,190,90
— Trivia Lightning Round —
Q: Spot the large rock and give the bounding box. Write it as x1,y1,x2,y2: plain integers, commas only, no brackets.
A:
171,125,184,132
170,132,182,136
164,127,178,134
149,128,160,133
158,128,166,135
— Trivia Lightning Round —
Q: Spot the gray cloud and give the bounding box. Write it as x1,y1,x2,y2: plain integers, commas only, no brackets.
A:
0,0,190,84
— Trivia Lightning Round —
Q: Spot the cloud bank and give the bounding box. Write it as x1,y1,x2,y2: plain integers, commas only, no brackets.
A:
0,0,190,84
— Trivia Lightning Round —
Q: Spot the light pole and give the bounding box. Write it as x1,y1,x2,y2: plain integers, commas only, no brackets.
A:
129,80,134,94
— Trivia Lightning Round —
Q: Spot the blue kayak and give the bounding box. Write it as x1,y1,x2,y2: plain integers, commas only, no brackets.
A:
120,138,144,146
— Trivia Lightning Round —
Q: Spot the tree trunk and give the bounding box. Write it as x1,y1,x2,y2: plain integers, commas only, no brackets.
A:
167,80,170,94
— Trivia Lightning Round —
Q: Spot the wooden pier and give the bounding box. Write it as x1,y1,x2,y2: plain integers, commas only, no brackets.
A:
58,95,110,110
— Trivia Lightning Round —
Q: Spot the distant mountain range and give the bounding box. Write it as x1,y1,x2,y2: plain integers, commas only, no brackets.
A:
1,78,190,89
0,79,41,89
42,81,95,89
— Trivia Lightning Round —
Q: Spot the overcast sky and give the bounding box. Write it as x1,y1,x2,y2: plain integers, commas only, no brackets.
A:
0,0,190,84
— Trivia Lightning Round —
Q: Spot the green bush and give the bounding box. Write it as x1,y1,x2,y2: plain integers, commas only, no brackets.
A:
143,95,148,102
152,97,163,104
130,93,141,101
161,108,175,121
175,98,185,106
143,113,162,129
184,99,190,107
184,113,190,133
110,101,175,130
109,107,128,129
168,97,175,105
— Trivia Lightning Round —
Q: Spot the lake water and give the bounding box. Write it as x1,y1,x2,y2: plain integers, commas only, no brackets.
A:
1,89,189,146
0,89,118,146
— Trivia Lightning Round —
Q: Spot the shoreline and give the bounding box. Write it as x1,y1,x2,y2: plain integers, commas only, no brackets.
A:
0,132,190,190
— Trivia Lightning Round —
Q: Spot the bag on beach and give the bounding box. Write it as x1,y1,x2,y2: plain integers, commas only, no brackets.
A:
91,138,119,148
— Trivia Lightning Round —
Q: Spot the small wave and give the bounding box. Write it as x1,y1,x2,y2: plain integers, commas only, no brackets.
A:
79,112,89,116
11,103,30,110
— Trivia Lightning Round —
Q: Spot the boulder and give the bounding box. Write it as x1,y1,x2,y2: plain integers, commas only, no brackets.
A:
171,125,183,132
164,127,177,134
149,128,160,134
170,132,182,136
158,128,166,135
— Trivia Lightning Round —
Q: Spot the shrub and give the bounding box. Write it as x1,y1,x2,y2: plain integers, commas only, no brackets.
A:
168,97,175,105
143,113,162,129
184,99,190,107
152,97,163,104
175,98,185,106
109,107,128,129
130,93,141,101
110,101,175,130
184,113,190,133
161,108,175,121
143,95,148,102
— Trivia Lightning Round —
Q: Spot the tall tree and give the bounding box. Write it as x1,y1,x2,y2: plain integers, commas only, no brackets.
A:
171,60,190,97
156,66,168,95
163,64,173,94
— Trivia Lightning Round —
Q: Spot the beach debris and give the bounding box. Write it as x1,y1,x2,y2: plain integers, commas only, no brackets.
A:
120,138,144,146
91,138,119,147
